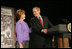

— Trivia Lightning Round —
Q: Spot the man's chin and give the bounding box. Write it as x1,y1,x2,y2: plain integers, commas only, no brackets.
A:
34,15,38,17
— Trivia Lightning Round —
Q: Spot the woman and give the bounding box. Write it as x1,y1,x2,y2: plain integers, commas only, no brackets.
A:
16,9,31,48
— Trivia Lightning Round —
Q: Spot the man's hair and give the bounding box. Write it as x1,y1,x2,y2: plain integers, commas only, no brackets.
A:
33,6,40,11
15,9,25,19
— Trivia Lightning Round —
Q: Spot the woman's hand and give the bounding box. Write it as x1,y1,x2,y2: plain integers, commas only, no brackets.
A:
19,43,23,48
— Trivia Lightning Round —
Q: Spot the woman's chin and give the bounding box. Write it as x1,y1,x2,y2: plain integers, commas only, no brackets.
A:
23,18,25,20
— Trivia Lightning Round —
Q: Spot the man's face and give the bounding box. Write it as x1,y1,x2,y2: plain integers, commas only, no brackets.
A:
33,8,40,17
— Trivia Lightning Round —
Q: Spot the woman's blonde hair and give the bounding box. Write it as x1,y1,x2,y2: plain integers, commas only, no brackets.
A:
16,9,25,19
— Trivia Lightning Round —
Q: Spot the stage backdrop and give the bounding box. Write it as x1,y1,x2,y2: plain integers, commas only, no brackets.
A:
1,6,15,48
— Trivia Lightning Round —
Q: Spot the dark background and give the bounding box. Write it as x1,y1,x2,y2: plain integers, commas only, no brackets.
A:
0,0,71,27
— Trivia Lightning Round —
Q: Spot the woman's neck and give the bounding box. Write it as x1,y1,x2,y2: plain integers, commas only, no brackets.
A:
20,19,24,22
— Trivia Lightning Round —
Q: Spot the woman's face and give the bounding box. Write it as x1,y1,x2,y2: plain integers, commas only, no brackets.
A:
20,13,26,20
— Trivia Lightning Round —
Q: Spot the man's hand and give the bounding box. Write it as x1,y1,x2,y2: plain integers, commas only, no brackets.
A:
41,29,47,34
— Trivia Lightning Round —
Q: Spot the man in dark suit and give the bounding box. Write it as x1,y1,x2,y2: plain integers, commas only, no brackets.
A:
29,7,54,48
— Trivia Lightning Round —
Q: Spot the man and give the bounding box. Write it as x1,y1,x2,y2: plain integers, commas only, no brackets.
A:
29,7,54,48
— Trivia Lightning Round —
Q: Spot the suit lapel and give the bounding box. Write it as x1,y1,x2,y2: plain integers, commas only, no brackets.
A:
35,16,48,29
42,16,48,29
41,16,45,28
42,16,47,28
35,17,42,28
35,16,45,28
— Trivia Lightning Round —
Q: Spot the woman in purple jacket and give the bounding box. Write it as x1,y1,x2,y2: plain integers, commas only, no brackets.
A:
16,9,31,48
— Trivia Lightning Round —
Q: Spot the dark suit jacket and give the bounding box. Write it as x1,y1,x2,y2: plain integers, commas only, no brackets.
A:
30,16,53,35
29,16,54,48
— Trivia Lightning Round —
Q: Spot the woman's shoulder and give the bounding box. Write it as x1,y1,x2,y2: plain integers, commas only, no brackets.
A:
16,20,22,25
23,21,28,25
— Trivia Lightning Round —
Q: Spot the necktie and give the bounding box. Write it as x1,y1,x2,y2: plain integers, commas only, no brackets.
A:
39,17,43,27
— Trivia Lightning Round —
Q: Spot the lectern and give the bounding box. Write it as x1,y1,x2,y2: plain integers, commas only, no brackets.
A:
48,24,71,48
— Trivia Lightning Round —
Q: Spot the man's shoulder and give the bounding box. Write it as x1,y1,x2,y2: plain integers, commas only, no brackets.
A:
16,20,22,25
42,16,48,19
30,17,36,21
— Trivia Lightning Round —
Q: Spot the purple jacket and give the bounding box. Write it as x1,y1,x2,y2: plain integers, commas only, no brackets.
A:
16,20,31,44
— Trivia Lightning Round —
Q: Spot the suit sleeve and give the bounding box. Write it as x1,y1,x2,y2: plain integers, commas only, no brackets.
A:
46,17,54,28
45,17,54,34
